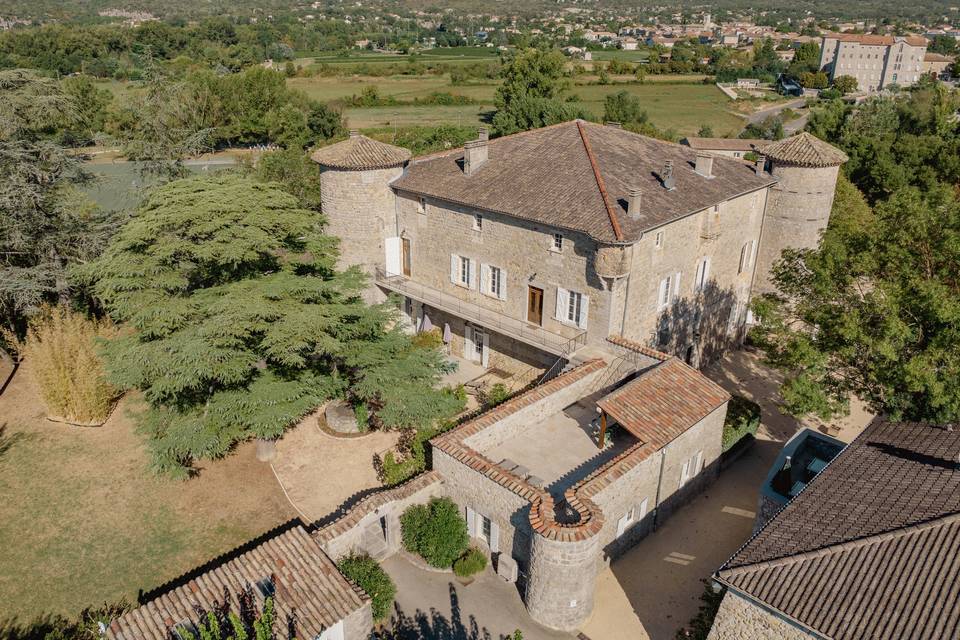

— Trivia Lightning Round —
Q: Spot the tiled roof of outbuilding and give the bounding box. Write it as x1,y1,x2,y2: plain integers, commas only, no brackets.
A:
760,132,848,168
107,525,367,640
393,120,775,243
310,133,412,170
597,357,730,445
682,137,763,152
716,418,960,640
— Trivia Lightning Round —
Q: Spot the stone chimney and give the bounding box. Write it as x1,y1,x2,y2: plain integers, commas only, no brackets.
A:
605,121,622,129
464,139,488,175
627,187,642,220
695,152,714,178
349,129,360,138
662,160,676,190
478,126,489,141
754,154,767,174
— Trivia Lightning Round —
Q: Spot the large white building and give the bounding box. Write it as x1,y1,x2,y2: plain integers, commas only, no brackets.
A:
819,34,928,92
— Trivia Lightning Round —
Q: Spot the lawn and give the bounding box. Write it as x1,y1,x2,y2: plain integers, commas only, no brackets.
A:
0,360,295,620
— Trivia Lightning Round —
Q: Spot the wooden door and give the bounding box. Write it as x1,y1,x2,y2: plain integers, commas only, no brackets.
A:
527,286,544,326
401,238,411,277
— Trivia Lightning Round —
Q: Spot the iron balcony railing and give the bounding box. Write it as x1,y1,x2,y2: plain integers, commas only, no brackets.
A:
375,267,587,356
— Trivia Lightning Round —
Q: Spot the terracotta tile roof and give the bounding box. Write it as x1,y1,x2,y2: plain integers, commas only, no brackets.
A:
760,132,848,168
107,526,367,640
310,133,411,170
393,120,775,243
716,419,960,640
597,357,730,446
827,33,928,47
682,137,764,152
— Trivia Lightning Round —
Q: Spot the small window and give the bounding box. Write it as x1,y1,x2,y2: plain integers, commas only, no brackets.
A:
489,265,502,298
417,197,426,214
552,233,564,252
694,257,710,292
567,291,583,324
713,203,721,214
654,230,664,248
474,213,483,231
459,256,471,286
739,240,755,274
255,576,275,598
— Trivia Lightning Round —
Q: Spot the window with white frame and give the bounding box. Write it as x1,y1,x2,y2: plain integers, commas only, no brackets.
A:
739,240,755,274
657,272,680,311
679,450,704,488
654,230,664,249
481,264,506,300
474,213,483,231
552,233,564,252
616,497,649,538
450,254,474,288
694,257,710,292
556,287,589,328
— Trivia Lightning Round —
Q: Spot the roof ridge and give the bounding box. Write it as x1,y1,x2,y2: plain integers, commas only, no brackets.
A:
720,510,960,581
410,119,581,163
576,120,624,242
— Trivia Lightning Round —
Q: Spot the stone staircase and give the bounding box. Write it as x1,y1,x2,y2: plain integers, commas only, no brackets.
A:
360,521,389,560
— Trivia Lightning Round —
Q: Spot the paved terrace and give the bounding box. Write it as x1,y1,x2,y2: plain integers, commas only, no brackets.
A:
481,395,638,500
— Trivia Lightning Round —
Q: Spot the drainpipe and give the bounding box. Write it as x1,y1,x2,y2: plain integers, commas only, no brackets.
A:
652,444,668,531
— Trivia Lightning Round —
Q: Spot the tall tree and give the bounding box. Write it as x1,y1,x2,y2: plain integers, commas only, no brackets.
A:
752,176,960,423
492,48,588,136
0,70,120,336
81,175,462,476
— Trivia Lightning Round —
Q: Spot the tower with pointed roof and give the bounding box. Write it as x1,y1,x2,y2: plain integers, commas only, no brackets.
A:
310,130,412,300
754,132,848,295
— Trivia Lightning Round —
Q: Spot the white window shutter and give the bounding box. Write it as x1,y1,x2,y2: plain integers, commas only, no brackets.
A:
739,243,748,273
385,237,402,276
616,513,629,538
463,326,473,360
498,269,507,301
674,271,682,298
556,288,569,321
695,260,704,289
638,497,649,520
704,258,711,285
489,521,500,553
658,278,668,310
680,460,690,488
466,506,477,537
468,258,477,290
451,254,458,283
578,294,589,329
695,450,704,474
480,263,490,295
481,331,490,368
750,240,757,268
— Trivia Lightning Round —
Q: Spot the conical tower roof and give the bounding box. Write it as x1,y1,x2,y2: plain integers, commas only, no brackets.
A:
761,132,848,168
310,131,411,170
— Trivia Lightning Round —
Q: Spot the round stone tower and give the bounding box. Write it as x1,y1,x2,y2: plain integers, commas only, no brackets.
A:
310,130,412,296
754,132,848,295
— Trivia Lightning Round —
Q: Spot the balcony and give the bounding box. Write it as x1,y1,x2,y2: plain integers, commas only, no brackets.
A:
374,267,587,356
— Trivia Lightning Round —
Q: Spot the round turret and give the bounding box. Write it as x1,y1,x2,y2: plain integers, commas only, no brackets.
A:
310,131,411,286
754,132,848,295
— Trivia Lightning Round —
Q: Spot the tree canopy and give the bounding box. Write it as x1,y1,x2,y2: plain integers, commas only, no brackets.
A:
492,48,588,136
81,175,462,476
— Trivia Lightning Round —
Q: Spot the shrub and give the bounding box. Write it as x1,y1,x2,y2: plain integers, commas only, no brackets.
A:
354,402,370,431
401,497,468,568
722,395,761,452
453,547,487,577
411,327,443,350
19,305,119,424
337,554,396,622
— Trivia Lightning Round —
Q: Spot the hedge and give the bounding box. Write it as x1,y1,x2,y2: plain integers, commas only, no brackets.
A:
400,497,469,568
722,395,761,452
453,547,487,578
337,554,396,622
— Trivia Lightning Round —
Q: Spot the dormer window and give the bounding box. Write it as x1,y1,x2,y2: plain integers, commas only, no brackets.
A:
255,576,275,598
474,213,483,231
417,197,426,214
552,233,564,252
655,230,665,249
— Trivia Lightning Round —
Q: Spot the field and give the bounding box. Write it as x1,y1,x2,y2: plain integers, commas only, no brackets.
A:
0,361,295,620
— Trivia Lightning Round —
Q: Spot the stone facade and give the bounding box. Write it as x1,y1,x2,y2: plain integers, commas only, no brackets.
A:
820,35,927,91
708,590,816,640
754,163,840,295
525,528,601,630
342,602,375,640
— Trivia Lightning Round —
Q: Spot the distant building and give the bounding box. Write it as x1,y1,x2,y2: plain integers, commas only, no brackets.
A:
736,78,760,88
620,37,639,50
681,137,760,160
819,34,928,91
923,52,955,79
709,418,960,639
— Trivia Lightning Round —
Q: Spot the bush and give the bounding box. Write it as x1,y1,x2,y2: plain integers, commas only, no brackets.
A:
722,395,761,452
453,547,488,577
411,327,443,350
354,402,370,431
18,306,119,424
337,554,397,622
401,497,469,568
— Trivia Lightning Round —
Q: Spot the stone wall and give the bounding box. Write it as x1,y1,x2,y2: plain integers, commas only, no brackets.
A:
708,590,815,640
754,163,840,295
392,190,613,347
320,165,403,301
313,471,444,561
342,600,374,640
432,447,534,564
619,188,768,363
524,528,601,631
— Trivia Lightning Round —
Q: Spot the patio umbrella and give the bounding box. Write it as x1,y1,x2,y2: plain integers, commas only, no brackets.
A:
421,313,434,333
443,323,452,344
